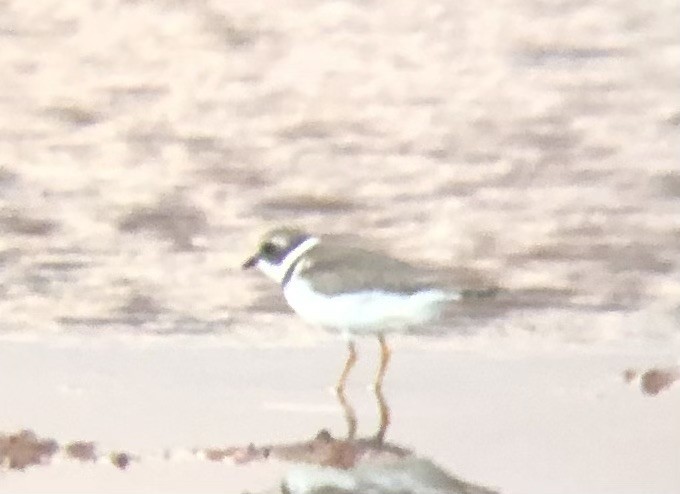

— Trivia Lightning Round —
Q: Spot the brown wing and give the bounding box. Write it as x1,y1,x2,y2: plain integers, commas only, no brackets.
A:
296,244,441,295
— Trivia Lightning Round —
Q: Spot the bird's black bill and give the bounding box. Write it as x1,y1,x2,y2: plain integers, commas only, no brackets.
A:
242,255,258,269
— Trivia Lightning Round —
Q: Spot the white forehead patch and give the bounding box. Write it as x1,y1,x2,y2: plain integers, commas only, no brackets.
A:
269,234,289,249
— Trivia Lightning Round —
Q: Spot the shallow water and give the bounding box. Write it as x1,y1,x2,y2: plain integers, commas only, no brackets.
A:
0,0,678,492
0,0,679,344
0,337,678,493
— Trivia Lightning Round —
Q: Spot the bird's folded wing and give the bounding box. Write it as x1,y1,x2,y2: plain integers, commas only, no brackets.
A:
297,245,457,295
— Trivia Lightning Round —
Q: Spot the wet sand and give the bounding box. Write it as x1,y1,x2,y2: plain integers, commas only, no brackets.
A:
1,0,679,492
1,333,679,493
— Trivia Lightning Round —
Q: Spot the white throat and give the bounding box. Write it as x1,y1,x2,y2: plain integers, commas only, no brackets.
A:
256,236,320,284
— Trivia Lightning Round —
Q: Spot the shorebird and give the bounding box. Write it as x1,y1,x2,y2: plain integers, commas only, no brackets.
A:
243,227,491,391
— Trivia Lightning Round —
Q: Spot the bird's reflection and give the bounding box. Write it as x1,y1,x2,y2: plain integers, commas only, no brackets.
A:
336,384,389,443
212,386,496,494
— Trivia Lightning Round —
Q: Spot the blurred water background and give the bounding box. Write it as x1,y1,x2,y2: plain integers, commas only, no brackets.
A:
0,0,678,347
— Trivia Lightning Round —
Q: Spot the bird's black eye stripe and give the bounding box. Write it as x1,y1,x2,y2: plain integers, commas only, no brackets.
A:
261,242,276,255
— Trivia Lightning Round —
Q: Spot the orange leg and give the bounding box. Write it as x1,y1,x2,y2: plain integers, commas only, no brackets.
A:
335,341,357,393
375,334,391,390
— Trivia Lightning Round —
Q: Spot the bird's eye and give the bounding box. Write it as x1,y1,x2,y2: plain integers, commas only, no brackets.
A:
261,242,276,256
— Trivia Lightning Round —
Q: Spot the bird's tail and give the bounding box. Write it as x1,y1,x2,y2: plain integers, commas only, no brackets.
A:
460,286,501,300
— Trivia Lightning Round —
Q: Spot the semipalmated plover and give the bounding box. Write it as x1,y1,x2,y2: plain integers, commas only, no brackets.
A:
243,227,484,391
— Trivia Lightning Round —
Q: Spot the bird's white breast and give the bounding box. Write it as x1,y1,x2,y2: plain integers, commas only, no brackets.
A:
283,275,455,335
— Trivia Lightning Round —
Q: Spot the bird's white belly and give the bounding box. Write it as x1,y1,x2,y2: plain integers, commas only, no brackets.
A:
283,277,453,334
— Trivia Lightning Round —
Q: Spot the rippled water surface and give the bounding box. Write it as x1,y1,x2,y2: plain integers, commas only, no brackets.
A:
1,0,678,345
